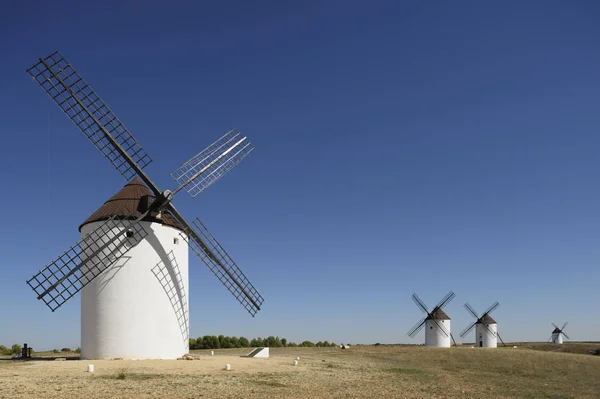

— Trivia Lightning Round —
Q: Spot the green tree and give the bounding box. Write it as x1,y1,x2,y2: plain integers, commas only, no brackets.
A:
11,344,21,355
0,345,11,356
230,336,240,348
300,341,315,347
238,337,249,347
287,342,297,347
281,338,287,347
218,335,226,348
189,338,197,350
75,347,81,354
316,341,323,347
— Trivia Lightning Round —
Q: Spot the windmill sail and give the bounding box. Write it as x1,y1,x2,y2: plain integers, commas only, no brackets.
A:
170,129,255,198
26,211,149,311
180,217,264,316
27,51,152,181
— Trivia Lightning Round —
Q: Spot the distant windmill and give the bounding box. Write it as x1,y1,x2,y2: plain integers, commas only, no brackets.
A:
460,301,506,348
407,291,456,347
549,322,569,344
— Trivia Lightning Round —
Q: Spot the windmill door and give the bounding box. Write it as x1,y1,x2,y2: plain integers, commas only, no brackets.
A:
478,333,483,347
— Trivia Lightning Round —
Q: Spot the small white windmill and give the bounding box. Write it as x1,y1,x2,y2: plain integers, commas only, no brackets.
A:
549,322,569,344
407,291,456,347
459,301,506,348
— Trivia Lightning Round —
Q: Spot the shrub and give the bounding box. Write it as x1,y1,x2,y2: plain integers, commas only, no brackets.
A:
0,345,11,356
75,347,81,354
11,344,21,355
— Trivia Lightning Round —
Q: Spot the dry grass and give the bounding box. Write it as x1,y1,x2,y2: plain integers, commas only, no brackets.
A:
0,345,599,398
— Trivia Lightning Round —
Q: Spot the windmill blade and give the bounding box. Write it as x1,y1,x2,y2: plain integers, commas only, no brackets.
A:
496,332,507,347
561,321,568,331
180,217,263,316
552,322,560,330
464,302,480,320
411,293,430,314
436,291,456,309
171,129,255,198
450,333,457,347
482,301,500,316
407,316,427,338
431,318,450,337
26,212,149,311
459,321,477,338
26,51,153,182
562,332,570,340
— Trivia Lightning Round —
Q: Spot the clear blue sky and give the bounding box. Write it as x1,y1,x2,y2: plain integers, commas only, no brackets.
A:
1,0,599,350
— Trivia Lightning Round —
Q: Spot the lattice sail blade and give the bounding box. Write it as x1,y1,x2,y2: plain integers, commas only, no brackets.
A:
460,321,477,338
26,51,152,180
407,316,427,338
181,217,263,316
483,301,499,316
562,332,570,340
561,321,568,331
171,129,254,198
464,302,480,320
412,293,429,314
26,214,149,311
436,291,456,309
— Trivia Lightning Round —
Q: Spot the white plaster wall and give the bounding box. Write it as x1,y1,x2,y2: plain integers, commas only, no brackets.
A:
80,220,189,360
475,323,497,348
424,319,451,347
551,332,563,344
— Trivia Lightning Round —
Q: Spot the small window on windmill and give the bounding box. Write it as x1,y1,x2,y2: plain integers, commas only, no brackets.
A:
173,237,179,245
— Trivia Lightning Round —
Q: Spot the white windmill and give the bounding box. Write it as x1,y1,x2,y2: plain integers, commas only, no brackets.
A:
549,322,569,344
25,51,264,360
407,291,456,347
459,301,506,348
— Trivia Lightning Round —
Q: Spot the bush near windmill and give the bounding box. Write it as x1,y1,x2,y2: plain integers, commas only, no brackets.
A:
188,336,337,349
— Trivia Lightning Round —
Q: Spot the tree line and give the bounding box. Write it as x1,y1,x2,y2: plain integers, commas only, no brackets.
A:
189,335,339,350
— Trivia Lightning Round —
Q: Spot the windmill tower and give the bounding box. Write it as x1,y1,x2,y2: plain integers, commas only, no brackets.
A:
25,51,264,360
460,301,506,348
407,291,456,347
550,322,569,344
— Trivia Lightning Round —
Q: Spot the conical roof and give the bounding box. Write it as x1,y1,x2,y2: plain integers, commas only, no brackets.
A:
426,307,450,320
79,177,185,233
477,314,497,324
552,327,561,334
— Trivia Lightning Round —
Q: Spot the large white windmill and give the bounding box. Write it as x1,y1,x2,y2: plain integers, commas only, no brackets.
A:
550,322,570,344
407,291,456,347
459,301,506,348
25,51,264,360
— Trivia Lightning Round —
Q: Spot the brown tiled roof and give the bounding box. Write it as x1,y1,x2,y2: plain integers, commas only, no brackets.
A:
79,177,185,233
477,314,497,324
426,307,451,320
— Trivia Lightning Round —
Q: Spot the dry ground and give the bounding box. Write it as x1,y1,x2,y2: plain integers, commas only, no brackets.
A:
1,345,599,398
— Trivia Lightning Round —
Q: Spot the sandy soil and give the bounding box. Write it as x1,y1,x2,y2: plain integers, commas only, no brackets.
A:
1,346,599,398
